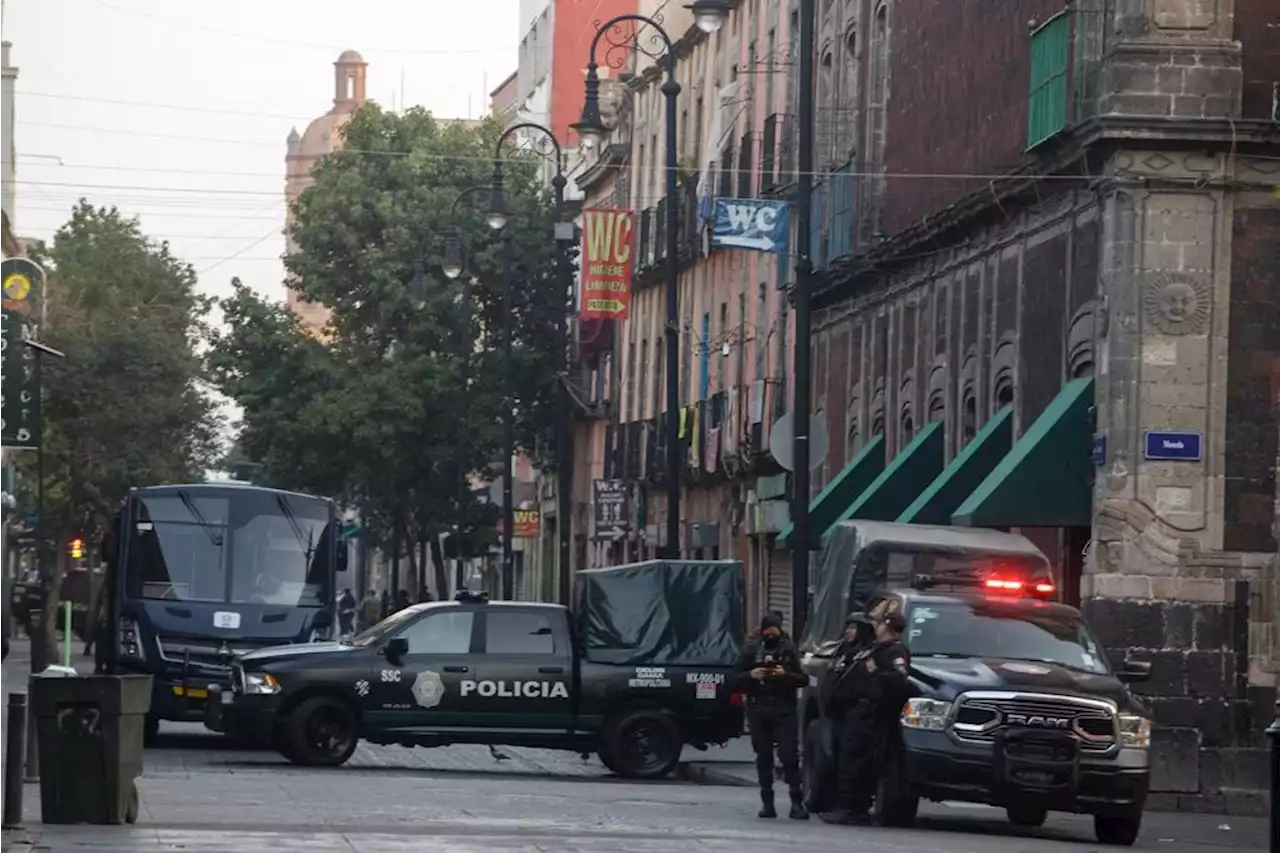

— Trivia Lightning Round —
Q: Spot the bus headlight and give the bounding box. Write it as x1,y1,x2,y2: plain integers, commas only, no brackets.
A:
118,618,142,660
901,697,951,731
1117,714,1151,749
243,672,281,695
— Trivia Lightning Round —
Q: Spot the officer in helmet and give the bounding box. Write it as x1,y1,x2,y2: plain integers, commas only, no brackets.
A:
822,610,912,825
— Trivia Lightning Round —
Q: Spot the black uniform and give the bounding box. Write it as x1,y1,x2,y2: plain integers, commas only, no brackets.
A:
826,619,912,822
734,615,808,819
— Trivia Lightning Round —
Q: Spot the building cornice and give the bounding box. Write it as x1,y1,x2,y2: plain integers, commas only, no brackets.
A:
577,143,629,193
812,115,1280,310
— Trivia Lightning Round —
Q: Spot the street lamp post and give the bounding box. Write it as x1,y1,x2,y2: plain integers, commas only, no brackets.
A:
574,5,725,558
440,185,491,596
486,122,575,604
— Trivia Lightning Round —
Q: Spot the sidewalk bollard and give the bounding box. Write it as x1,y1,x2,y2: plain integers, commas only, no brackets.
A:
3,692,28,829
1266,699,1278,853
23,677,38,783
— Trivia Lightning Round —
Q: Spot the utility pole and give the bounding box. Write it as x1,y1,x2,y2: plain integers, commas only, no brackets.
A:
790,0,816,642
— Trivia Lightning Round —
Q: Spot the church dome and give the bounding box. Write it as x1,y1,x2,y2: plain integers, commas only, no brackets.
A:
298,111,353,156
290,49,369,158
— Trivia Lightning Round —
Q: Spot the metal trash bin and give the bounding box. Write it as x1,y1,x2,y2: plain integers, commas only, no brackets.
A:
32,674,152,824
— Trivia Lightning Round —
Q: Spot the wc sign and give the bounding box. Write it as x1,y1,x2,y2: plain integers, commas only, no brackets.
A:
711,198,790,255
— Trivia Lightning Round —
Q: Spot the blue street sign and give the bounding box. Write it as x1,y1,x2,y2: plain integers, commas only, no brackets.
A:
1091,434,1107,466
711,198,790,255
1143,430,1202,461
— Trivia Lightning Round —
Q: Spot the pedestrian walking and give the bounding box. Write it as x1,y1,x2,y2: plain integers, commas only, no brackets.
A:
821,610,912,825
735,612,809,820
358,589,381,631
394,589,411,613
337,588,357,637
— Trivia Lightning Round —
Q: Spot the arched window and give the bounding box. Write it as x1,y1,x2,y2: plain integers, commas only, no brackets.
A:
961,394,977,445
928,394,945,424
901,412,914,444
996,383,1014,408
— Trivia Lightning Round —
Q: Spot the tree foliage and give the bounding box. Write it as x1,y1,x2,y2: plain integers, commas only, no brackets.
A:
15,202,220,534
13,202,219,655
209,106,569,585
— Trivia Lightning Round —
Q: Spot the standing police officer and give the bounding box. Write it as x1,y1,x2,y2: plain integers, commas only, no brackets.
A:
821,610,912,825
735,612,809,820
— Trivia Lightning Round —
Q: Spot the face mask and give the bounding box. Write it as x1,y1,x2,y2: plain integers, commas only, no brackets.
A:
762,633,781,650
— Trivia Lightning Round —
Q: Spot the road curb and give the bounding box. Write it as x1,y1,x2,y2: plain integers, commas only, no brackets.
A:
674,762,756,787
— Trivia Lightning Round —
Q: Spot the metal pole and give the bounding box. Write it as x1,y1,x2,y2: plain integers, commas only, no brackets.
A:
790,0,816,642
501,230,515,600
552,169,574,606
458,275,472,597
3,691,27,829
22,676,37,783
662,68,682,561
1267,699,1279,853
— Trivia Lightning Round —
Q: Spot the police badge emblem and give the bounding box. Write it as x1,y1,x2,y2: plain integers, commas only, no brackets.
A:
412,669,446,708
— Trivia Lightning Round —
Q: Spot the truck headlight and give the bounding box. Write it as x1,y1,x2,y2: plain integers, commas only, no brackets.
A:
243,672,281,695
901,697,951,731
1117,714,1151,749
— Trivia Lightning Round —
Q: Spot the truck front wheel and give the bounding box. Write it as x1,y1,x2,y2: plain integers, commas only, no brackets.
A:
282,695,359,767
599,709,682,779
1094,812,1142,846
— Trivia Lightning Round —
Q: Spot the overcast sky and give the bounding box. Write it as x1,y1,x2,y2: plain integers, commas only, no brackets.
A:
5,0,520,305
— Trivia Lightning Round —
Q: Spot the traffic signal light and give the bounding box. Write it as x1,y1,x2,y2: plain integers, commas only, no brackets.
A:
69,538,84,560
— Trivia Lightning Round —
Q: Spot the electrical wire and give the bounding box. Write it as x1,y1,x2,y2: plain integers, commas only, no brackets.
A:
195,229,283,275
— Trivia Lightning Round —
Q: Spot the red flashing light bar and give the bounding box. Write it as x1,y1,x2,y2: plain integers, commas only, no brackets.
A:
984,578,1056,595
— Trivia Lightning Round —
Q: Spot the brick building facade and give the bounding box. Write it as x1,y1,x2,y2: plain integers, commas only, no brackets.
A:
798,0,1278,811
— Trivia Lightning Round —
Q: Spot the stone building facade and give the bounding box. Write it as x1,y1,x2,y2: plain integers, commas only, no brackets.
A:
568,0,804,620
797,0,1278,811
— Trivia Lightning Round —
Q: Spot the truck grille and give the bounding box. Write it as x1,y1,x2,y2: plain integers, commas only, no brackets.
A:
951,690,1117,751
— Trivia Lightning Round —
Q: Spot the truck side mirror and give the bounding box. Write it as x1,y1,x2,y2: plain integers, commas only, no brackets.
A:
1117,656,1151,683
384,637,408,663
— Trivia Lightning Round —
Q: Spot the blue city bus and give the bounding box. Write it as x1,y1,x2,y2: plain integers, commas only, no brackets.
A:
102,483,346,740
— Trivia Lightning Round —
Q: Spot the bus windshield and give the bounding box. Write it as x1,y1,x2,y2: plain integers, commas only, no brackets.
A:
126,488,333,608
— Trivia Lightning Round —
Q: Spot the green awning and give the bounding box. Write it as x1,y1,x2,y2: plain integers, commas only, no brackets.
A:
776,434,885,549
821,421,946,546
897,405,1014,525
952,377,1095,527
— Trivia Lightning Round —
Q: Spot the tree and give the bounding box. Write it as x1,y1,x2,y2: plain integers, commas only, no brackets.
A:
210,106,566,596
14,202,220,658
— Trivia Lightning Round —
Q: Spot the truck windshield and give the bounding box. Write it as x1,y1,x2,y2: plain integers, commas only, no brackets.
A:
348,604,430,648
127,489,333,607
905,600,1110,675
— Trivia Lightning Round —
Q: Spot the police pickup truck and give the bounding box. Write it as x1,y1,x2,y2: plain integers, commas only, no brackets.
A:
205,592,744,779
800,522,1153,846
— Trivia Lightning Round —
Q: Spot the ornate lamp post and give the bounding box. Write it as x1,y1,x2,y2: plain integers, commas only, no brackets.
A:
486,123,574,602
573,4,725,559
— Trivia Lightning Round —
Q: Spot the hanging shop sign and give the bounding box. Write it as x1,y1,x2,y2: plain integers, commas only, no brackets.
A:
579,208,634,320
